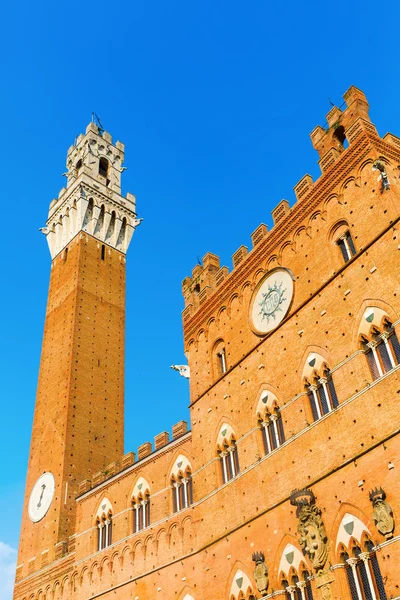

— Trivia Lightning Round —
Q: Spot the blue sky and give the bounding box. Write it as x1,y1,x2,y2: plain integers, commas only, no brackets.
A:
2,0,400,588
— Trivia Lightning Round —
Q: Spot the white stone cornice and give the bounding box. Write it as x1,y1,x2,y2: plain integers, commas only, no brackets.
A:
42,179,139,259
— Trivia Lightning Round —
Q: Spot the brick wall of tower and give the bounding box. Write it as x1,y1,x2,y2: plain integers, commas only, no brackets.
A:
16,234,125,578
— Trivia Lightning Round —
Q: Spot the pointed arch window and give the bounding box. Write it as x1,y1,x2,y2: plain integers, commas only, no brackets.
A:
282,569,314,600
97,513,112,551
260,406,285,455
307,369,338,422
362,321,400,381
171,468,193,513
219,440,239,483
341,541,387,600
133,492,150,533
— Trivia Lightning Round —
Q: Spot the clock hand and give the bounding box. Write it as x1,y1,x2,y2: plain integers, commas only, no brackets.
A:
37,484,46,508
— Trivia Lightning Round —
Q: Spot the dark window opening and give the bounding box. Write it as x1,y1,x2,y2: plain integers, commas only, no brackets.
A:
333,125,349,148
99,157,109,178
337,231,356,263
101,244,105,261
76,159,83,170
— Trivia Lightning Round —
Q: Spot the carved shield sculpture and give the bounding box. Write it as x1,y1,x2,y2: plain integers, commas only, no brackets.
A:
370,487,395,540
290,489,329,572
252,551,269,594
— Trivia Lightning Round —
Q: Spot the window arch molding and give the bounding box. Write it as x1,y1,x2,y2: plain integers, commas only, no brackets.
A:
131,476,151,533
169,454,193,513
357,305,400,380
255,387,286,455
301,350,339,421
216,422,240,484
352,299,398,346
225,565,255,600
95,497,113,551
329,219,357,264
212,338,227,379
331,505,388,600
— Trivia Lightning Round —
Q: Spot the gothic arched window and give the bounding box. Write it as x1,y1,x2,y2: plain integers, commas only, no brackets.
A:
260,406,285,455
96,512,112,551
213,339,227,379
133,491,150,533
341,541,387,600
218,439,239,483
256,391,285,456
307,368,338,421
217,423,240,484
170,456,193,513
361,320,400,381
302,353,339,422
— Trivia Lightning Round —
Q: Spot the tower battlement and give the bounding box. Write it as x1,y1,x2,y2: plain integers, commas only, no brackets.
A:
42,122,138,259
181,86,396,327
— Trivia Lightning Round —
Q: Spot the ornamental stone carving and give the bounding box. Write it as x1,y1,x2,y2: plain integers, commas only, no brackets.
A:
369,487,395,540
252,551,269,595
290,488,329,572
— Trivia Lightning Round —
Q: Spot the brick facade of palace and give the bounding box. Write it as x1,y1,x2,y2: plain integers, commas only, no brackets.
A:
14,86,400,600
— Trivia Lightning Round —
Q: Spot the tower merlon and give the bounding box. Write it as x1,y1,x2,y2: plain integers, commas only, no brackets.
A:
182,252,223,308
309,86,377,171
42,123,139,259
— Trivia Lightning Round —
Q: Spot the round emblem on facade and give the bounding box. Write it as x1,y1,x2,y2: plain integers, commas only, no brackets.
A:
249,268,294,335
28,472,55,523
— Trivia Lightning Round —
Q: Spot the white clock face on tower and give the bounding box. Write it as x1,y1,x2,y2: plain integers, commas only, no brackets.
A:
249,268,294,335
28,473,55,523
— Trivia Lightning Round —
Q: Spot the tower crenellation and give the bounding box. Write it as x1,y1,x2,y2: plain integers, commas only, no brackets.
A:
42,121,138,259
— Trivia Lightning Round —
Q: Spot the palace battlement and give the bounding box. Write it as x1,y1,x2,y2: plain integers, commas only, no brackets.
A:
181,85,400,340
77,421,189,496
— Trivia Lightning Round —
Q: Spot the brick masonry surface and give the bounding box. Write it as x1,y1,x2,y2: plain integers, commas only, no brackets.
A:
14,86,400,600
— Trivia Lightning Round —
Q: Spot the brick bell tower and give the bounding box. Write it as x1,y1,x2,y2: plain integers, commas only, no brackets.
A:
16,121,138,577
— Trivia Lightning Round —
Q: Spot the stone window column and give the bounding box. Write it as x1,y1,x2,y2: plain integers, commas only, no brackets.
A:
141,501,147,529
380,332,396,368
261,421,272,453
134,504,140,532
318,377,332,412
105,519,111,547
296,580,307,600
270,414,280,448
340,233,352,260
359,552,378,600
286,585,297,600
220,451,228,482
309,384,322,419
228,446,236,478
367,341,383,377
174,482,181,511
346,558,363,600
97,522,104,550
182,478,189,508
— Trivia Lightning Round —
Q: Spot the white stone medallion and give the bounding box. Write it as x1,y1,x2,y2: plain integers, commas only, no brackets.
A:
249,268,294,335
